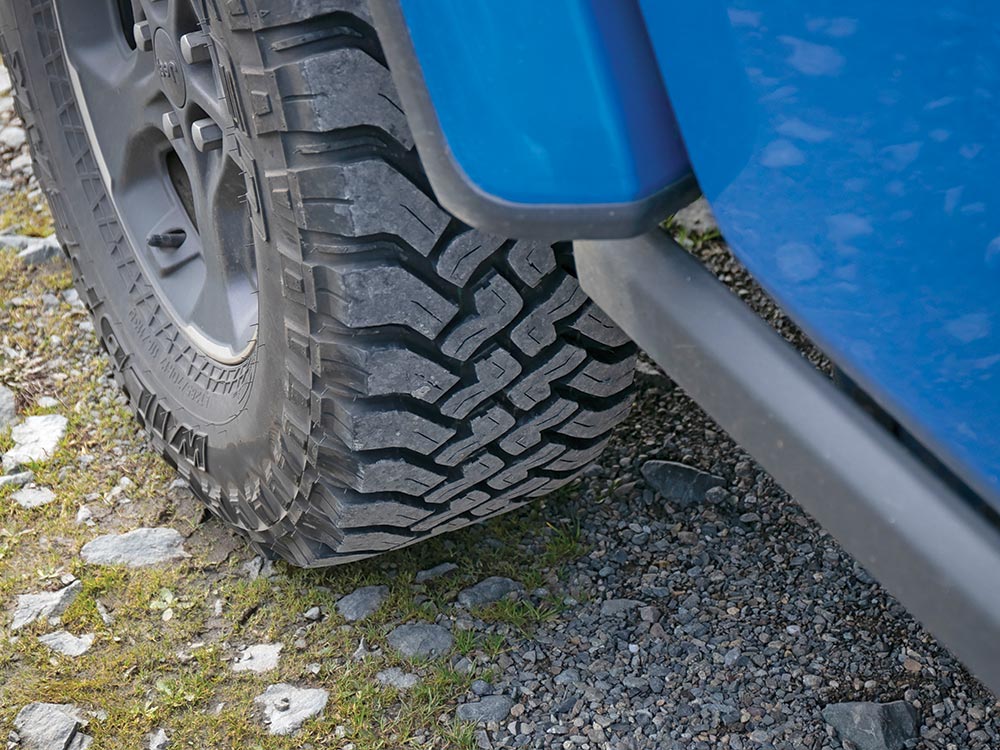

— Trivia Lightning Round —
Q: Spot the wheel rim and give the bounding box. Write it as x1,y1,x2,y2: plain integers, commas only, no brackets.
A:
54,0,258,364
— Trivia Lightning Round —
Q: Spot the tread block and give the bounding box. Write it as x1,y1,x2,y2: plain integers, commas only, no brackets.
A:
435,406,516,467
556,396,635,439
439,347,521,419
354,346,459,402
277,47,413,148
335,529,412,554
245,0,374,28
507,240,556,287
487,443,565,490
546,440,610,472
333,402,456,454
324,265,458,338
499,399,578,456
569,303,632,347
441,272,523,360
565,355,637,397
425,452,504,505
510,276,588,356
507,343,587,410
289,159,448,255
336,498,432,528
350,458,446,494
411,490,489,532
435,230,505,286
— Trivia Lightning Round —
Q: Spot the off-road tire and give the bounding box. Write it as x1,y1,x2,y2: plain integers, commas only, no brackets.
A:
0,0,637,565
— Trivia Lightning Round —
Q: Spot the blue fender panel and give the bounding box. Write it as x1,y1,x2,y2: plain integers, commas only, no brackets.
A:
373,0,696,238
640,1,1000,507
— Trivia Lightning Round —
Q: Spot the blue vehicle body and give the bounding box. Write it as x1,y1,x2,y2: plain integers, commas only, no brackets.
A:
370,0,1000,690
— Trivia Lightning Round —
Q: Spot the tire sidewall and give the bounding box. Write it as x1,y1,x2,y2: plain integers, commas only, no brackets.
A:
4,0,290,495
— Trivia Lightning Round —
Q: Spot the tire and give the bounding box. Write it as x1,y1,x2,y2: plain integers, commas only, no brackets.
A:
0,0,637,566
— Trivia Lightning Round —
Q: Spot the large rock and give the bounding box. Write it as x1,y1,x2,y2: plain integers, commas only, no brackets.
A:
0,233,62,266
387,623,453,659
822,701,920,750
11,580,82,630
335,585,389,622
232,643,283,673
147,728,170,750
39,630,94,657
0,383,15,429
456,695,514,724
81,528,187,567
0,470,33,489
641,460,725,508
3,414,68,471
13,702,92,750
254,683,328,735
12,485,55,509
458,577,522,608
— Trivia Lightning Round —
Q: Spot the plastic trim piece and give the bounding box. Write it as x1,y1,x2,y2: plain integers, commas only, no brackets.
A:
368,0,700,240
575,230,1000,695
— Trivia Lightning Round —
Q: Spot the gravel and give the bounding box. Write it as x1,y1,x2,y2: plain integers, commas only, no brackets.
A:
13,702,92,750
457,576,522,608
11,485,55,509
335,585,389,622
254,683,328,735
414,561,458,583
146,728,170,750
2,413,67,471
38,630,95,658
375,667,420,690
0,383,15,429
456,695,514,724
231,643,283,674
80,527,187,567
10,580,82,631
822,701,920,750
386,623,453,659
640,459,725,508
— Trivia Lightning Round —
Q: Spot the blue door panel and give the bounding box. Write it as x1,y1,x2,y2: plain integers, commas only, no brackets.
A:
640,1,1000,503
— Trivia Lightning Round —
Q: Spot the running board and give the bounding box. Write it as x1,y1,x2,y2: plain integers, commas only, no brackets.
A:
575,230,1000,695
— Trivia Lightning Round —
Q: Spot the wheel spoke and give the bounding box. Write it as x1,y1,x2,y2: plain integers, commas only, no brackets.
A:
55,0,257,364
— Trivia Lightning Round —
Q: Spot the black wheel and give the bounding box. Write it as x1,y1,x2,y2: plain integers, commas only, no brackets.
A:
0,0,637,565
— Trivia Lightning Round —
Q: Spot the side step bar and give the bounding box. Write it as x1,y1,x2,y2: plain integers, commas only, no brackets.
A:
575,230,1000,694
